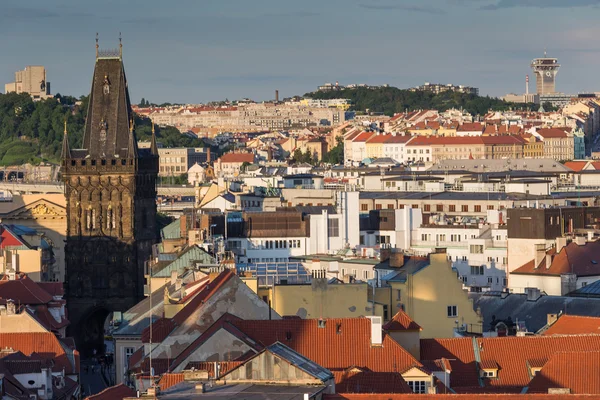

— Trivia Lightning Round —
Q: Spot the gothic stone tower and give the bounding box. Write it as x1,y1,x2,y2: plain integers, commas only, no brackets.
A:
62,45,158,354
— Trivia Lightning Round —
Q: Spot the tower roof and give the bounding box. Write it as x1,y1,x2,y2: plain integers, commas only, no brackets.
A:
80,54,134,159
61,119,71,159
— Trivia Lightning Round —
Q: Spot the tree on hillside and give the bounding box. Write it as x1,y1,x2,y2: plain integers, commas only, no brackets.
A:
305,87,537,116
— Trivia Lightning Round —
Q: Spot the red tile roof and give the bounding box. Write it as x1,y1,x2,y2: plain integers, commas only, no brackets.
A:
353,132,376,143
536,128,568,138
0,275,53,305
218,152,255,163
345,130,362,141
128,347,144,369
0,332,75,374
421,335,600,393
385,135,413,144
480,136,525,145
511,241,600,277
37,282,64,297
158,373,185,390
334,368,412,394
31,306,70,331
172,269,236,326
528,351,600,394
543,315,600,336
85,383,136,400
141,317,177,344
457,123,484,132
406,136,484,146
383,310,422,332
366,134,393,144
230,317,421,374
564,161,589,172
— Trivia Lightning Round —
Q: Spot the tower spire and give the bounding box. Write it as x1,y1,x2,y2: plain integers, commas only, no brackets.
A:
96,33,99,59
150,121,158,156
127,118,138,158
62,119,71,159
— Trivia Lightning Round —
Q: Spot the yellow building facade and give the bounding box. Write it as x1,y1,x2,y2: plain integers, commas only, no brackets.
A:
386,252,481,338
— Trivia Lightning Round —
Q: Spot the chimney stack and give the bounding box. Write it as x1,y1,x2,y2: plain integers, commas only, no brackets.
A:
275,90,279,103
366,316,383,346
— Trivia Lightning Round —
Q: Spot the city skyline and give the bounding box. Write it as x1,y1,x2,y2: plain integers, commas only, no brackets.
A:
1,0,600,103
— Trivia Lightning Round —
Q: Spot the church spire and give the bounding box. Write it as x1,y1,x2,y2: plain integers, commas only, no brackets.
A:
127,118,138,158
62,119,71,159
150,121,158,156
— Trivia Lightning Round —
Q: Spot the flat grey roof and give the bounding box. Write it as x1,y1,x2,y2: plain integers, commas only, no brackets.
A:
158,383,325,399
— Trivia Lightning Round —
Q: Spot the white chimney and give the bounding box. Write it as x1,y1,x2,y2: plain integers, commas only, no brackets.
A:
11,253,18,272
366,316,383,346
533,244,545,269
545,254,552,269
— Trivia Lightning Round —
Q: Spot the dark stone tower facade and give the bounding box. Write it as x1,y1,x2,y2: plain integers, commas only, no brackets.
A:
62,46,158,354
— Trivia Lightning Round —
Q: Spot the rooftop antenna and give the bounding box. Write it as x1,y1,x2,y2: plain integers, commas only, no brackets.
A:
119,32,122,58
95,33,99,59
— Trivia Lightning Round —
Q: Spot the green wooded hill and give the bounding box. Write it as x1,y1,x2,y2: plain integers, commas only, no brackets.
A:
0,92,205,166
305,87,536,116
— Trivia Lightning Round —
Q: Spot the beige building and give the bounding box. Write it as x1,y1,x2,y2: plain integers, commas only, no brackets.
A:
158,147,211,177
0,195,66,282
139,102,345,137
536,128,575,161
5,66,52,100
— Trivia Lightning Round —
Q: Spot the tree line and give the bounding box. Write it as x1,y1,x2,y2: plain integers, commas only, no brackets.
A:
0,92,205,166
305,87,537,116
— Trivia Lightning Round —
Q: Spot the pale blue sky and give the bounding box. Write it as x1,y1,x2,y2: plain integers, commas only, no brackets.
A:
1,0,599,103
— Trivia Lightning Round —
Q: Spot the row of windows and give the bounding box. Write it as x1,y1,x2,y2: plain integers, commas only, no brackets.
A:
242,200,262,208
161,156,186,164
247,257,289,263
462,276,508,287
160,165,184,172
263,240,302,249
364,204,495,212
340,268,373,280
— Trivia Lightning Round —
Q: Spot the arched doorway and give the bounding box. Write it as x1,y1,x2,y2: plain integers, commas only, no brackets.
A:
80,308,111,357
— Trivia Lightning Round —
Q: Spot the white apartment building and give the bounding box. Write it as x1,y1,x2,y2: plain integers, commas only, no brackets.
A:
359,208,508,292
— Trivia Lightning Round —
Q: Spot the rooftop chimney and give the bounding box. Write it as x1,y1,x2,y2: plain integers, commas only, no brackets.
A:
525,287,541,302
366,316,383,346
533,244,545,269
6,299,16,316
555,237,567,252
275,90,279,103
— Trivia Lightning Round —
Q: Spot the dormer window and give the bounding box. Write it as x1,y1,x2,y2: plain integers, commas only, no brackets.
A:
480,360,499,379
482,369,497,378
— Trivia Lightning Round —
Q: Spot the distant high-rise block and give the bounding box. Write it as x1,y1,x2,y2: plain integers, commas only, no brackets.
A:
531,53,560,95
4,66,52,100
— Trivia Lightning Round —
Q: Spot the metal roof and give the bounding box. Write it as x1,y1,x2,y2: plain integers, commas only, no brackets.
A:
569,279,600,297
470,292,600,333
267,341,333,381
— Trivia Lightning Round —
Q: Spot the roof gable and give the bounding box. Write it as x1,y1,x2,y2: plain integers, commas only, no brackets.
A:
383,310,422,331
543,315,600,335
230,317,420,373
528,351,600,394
